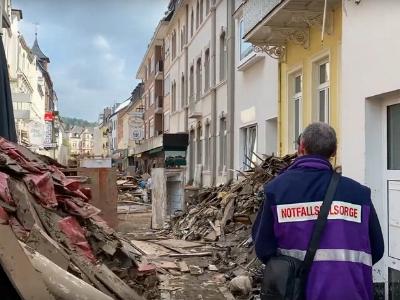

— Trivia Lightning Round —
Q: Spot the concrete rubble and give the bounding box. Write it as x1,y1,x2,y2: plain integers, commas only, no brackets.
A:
0,137,156,299
159,154,296,299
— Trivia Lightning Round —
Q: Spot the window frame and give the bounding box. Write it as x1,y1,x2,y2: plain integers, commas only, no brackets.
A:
288,69,303,152
239,19,253,61
316,59,330,123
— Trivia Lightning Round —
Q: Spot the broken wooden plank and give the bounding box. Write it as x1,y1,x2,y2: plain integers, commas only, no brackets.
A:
23,244,113,300
9,179,44,231
151,260,179,270
95,263,144,300
161,252,213,258
26,224,70,270
130,240,172,256
0,224,55,300
151,239,204,249
178,261,189,273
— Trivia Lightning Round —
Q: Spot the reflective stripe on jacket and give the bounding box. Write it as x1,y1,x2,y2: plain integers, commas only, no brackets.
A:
252,155,384,300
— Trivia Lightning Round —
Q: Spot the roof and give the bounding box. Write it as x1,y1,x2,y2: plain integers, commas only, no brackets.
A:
31,34,50,63
70,126,84,135
110,99,131,118
136,20,169,79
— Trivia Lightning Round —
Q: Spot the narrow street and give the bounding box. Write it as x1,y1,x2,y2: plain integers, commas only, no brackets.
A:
116,196,243,300
1,0,399,299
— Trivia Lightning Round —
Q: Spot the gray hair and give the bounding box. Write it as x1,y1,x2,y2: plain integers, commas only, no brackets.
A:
300,122,337,158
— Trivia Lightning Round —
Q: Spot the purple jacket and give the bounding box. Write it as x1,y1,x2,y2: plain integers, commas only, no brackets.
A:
252,155,384,300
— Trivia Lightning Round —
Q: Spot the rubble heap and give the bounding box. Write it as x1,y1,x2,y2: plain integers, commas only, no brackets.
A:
170,154,296,242
0,137,155,300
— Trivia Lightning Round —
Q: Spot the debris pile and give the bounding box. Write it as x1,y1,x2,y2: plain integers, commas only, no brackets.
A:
170,154,296,241
167,154,296,299
117,175,150,204
0,137,156,300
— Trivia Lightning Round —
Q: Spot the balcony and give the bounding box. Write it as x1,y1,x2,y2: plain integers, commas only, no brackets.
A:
188,101,202,119
155,96,163,114
155,60,164,80
243,0,337,60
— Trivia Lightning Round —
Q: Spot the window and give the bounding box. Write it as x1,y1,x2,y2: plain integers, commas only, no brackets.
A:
206,0,210,15
171,81,177,112
220,118,227,172
388,104,400,170
180,26,185,50
190,65,194,101
292,74,302,149
191,10,194,37
220,32,227,81
181,75,186,107
150,55,155,74
317,60,330,123
239,19,252,60
149,119,154,138
164,112,170,132
204,49,210,91
196,125,202,164
200,0,203,23
196,1,200,29
149,87,154,106
204,123,210,170
242,125,257,171
196,58,202,100
164,75,171,96
172,30,177,60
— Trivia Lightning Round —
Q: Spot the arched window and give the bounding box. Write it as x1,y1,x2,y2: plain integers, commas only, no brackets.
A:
191,10,194,37
196,57,202,100
196,1,200,29
171,81,177,112
181,75,186,107
200,0,204,23
219,32,227,81
180,26,185,50
190,65,194,101
204,49,210,91
172,30,177,59
206,0,210,15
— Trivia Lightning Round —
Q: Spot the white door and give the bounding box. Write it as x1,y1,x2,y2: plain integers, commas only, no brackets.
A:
383,100,400,261
382,99,400,300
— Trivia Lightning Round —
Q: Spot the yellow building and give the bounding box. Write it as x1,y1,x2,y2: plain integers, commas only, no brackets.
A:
243,0,342,158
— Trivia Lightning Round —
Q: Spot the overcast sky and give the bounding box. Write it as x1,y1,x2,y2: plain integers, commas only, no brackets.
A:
14,0,169,121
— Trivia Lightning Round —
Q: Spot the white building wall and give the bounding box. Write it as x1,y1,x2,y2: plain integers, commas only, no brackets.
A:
341,0,400,291
233,8,278,174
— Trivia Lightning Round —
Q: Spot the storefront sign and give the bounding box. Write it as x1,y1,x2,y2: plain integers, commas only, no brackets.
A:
129,112,144,141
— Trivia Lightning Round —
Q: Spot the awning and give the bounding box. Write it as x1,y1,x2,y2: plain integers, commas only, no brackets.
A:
0,37,17,142
163,133,189,151
149,146,163,155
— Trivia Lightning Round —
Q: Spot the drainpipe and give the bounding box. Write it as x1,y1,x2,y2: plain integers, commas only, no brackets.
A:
278,61,282,156
226,0,235,182
210,0,217,186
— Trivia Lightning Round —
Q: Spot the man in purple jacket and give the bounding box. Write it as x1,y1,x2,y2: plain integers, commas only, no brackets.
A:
252,122,384,300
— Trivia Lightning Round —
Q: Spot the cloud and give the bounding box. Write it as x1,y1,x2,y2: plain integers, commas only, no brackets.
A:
13,0,169,121
93,34,111,51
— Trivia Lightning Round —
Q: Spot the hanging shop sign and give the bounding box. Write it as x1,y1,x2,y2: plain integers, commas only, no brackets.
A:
28,121,45,146
44,111,55,122
128,112,144,141
43,121,56,148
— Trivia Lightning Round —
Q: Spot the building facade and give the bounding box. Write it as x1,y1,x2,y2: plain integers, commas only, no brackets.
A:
340,1,400,297
233,1,279,174
243,0,341,158
163,0,234,187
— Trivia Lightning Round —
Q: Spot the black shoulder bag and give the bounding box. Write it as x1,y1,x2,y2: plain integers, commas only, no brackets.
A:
261,172,340,300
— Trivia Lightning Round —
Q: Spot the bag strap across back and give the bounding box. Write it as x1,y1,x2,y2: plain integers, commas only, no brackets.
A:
299,171,341,279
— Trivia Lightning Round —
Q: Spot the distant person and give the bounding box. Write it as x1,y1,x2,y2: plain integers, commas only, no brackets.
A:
252,122,384,300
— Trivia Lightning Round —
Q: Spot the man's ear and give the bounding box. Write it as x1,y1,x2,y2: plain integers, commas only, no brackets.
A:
298,140,306,156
